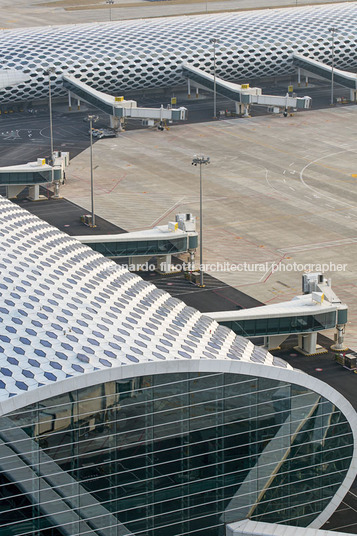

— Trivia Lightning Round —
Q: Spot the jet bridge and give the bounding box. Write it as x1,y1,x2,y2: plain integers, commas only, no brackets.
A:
207,274,348,355
74,215,198,273
293,53,357,102
182,63,312,115
0,152,69,200
62,75,187,130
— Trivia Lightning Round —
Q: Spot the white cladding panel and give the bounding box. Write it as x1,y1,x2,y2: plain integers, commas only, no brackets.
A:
0,3,356,104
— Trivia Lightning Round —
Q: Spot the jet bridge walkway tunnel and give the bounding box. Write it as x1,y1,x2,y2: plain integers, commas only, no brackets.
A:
62,75,187,129
207,274,348,356
292,53,357,102
182,63,312,115
74,217,198,274
0,153,68,200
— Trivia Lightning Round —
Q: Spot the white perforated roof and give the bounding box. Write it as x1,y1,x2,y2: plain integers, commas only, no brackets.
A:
0,196,292,401
0,3,355,104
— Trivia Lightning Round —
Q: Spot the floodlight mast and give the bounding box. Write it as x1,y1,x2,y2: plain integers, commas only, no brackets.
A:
106,0,114,21
329,27,338,106
45,66,57,196
88,114,99,228
192,155,210,287
210,37,220,119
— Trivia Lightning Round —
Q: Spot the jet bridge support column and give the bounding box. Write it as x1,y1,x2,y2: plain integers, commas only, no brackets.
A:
188,249,195,271
53,180,61,199
264,334,289,351
159,255,173,274
6,185,25,199
295,332,323,356
235,102,250,117
331,307,348,352
187,78,191,99
331,324,348,351
28,184,40,201
110,114,123,131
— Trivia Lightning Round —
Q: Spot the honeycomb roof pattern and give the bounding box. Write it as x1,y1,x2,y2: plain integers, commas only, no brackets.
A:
0,196,291,401
0,3,356,104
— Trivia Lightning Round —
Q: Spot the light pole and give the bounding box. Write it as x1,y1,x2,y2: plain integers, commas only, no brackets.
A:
329,27,338,106
192,155,210,287
88,114,99,228
45,67,56,162
209,37,219,119
106,0,114,21
45,67,57,195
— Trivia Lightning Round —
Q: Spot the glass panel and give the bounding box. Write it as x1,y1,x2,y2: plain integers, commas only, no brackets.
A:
89,237,187,257
221,310,337,336
0,373,353,536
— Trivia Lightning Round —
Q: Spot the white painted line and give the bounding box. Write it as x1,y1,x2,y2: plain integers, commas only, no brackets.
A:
300,149,357,210
264,168,281,194
150,196,186,227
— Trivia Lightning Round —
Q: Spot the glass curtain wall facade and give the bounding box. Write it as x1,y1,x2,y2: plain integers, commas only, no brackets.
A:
0,372,353,536
220,311,337,338
0,169,61,185
86,236,188,258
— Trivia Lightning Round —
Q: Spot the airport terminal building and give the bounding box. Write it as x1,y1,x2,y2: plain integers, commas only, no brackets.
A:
0,2,356,106
0,196,356,536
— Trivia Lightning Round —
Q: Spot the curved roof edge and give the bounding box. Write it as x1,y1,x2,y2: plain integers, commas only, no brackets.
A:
1,357,356,529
